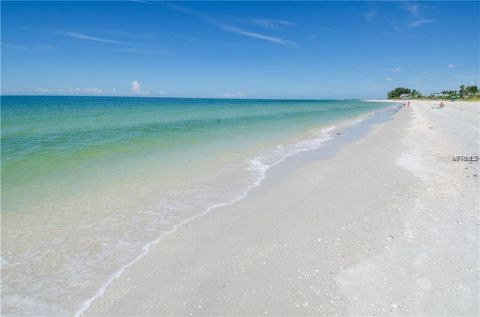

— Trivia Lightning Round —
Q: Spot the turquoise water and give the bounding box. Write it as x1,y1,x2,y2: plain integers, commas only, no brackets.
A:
1,96,391,316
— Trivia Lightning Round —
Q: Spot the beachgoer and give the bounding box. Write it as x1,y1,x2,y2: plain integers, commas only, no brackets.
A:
439,101,445,108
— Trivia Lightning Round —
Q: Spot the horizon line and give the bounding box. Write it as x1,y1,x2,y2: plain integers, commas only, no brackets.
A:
0,94,372,101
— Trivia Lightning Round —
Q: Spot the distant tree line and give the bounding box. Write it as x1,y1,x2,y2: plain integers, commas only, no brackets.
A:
387,84,479,100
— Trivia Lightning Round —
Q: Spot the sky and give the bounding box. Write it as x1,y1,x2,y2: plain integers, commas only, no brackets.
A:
1,1,479,99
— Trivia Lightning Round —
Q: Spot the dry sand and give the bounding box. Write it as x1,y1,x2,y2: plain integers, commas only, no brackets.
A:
337,101,479,316
84,101,479,316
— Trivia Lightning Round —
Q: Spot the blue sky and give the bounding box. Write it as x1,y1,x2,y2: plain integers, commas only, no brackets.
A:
1,1,479,99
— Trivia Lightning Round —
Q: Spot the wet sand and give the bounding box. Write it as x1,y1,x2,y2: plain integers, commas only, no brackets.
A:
84,101,479,316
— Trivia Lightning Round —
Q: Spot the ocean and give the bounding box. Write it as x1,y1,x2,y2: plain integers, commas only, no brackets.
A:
1,96,394,316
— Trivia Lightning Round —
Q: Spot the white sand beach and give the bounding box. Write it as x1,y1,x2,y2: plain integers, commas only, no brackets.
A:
83,101,479,316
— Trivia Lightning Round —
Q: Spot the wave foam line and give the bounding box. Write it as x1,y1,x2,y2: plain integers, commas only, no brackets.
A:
73,107,391,317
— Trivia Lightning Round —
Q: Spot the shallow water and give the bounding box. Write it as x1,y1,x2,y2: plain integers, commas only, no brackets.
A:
1,96,392,316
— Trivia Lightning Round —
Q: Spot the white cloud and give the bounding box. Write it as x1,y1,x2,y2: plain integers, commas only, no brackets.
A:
84,87,103,94
96,29,154,40
39,87,106,95
384,78,393,81
218,91,246,98
448,64,455,68
249,18,296,29
402,3,420,16
165,3,296,47
3,88,20,94
131,80,149,95
131,80,141,93
2,87,116,95
408,19,434,28
34,88,52,93
60,31,129,45
392,67,401,72
399,3,435,29
219,24,296,47
69,87,107,95
112,47,173,55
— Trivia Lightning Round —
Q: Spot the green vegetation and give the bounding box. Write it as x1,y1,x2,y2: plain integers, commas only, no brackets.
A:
387,84,480,100
387,87,411,99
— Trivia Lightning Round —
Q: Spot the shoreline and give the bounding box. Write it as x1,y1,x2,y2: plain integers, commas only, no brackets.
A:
74,103,400,317
84,103,413,316
1,99,398,317
83,100,479,316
